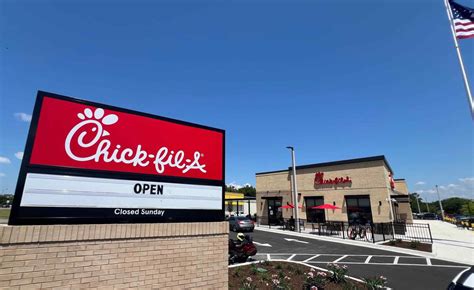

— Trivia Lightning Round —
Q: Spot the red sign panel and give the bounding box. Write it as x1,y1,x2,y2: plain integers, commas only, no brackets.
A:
29,96,224,181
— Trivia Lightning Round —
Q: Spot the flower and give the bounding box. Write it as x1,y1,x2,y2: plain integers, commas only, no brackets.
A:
272,279,280,285
307,272,314,278
317,272,327,277
310,286,318,290
246,277,252,282
310,267,316,272
342,265,348,269
380,276,387,281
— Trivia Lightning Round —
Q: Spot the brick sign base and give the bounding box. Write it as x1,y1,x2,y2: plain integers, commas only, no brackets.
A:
0,222,228,288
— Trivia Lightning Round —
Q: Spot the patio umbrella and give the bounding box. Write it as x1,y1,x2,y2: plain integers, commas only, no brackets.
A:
311,204,341,210
280,204,303,209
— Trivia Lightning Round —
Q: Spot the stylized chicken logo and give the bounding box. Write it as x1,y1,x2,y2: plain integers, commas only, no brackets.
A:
65,108,118,161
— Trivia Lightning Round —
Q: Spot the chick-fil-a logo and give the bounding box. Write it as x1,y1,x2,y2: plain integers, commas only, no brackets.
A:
64,107,206,175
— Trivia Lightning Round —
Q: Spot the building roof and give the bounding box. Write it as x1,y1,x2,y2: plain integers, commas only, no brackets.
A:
256,155,394,176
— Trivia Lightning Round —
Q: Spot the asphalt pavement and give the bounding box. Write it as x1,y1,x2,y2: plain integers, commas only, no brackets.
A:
229,229,470,290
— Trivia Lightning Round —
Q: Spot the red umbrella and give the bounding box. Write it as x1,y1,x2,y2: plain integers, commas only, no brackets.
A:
311,204,341,210
279,204,303,209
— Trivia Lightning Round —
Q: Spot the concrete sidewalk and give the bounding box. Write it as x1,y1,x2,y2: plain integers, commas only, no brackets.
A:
414,220,473,265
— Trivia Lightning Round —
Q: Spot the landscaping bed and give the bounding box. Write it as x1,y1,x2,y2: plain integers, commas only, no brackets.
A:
229,261,387,289
382,239,432,252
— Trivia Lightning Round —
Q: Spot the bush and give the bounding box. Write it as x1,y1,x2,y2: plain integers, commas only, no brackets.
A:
327,263,348,284
241,276,257,290
363,275,387,289
410,240,420,249
303,268,328,289
388,240,396,246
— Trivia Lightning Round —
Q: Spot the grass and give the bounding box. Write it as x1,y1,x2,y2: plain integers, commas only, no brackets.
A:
0,208,11,219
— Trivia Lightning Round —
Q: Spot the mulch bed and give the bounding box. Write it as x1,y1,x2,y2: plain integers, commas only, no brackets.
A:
382,240,432,252
229,261,368,290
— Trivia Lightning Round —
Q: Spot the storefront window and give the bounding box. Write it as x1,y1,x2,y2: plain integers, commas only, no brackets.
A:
305,197,325,223
345,195,373,225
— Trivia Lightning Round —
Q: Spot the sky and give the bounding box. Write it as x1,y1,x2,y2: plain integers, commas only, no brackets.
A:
0,0,473,202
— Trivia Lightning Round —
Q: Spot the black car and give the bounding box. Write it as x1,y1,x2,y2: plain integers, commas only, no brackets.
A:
228,216,254,232
422,213,438,220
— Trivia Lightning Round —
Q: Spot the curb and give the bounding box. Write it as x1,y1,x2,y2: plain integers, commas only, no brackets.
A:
253,226,469,265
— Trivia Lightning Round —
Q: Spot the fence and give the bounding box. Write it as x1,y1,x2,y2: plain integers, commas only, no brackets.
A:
256,216,433,244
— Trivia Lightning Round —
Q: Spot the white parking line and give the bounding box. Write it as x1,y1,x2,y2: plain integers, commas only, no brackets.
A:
259,254,468,269
303,255,320,262
332,255,348,263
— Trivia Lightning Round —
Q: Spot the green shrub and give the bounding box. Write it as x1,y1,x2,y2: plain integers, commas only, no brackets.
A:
410,240,420,249
303,268,328,289
388,240,396,246
363,275,387,289
327,263,348,284
240,276,257,290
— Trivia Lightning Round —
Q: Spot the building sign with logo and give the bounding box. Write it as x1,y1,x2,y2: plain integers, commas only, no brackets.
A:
314,172,352,186
9,91,225,225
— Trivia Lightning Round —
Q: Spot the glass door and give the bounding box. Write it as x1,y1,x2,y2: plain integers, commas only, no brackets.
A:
267,198,282,225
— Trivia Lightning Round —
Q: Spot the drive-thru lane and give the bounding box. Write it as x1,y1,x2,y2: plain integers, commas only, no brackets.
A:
230,230,470,290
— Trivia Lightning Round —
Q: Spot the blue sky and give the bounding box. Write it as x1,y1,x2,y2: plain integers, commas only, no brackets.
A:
1,0,473,202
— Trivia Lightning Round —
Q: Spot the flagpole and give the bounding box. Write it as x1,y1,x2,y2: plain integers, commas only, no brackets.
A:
443,0,474,118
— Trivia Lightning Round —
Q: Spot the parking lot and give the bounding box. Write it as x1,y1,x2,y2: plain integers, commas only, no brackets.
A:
230,229,470,290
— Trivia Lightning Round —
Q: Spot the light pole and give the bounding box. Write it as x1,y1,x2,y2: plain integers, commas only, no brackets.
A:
436,185,445,220
286,146,300,232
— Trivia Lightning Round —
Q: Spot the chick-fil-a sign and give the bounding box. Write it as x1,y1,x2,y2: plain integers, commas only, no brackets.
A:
314,172,352,186
29,96,224,180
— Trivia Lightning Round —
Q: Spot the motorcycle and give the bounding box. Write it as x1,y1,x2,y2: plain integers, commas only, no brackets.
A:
228,234,257,264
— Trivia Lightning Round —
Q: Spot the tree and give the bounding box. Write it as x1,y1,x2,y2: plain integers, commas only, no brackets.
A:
238,185,256,197
461,201,474,216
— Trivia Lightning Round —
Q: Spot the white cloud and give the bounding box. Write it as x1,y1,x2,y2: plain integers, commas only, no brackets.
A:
419,177,474,201
227,182,253,190
0,173,5,177
417,189,436,194
415,181,426,186
459,177,474,184
14,112,32,122
0,156,11,164
14,152,24,160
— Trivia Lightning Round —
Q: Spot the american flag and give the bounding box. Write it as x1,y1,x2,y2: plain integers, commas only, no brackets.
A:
450,0,474,39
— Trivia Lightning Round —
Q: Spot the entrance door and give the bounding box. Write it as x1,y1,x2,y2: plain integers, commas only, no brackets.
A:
305,197,326,223
345,195,373,224
267,198,282,225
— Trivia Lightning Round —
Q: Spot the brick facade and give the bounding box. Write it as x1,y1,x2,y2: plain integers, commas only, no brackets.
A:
0,222,228,289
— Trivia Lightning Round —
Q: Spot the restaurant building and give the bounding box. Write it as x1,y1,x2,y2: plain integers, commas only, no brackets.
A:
256,155,413,225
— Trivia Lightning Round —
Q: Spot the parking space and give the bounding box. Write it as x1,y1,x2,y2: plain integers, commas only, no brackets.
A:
230,228,470,289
